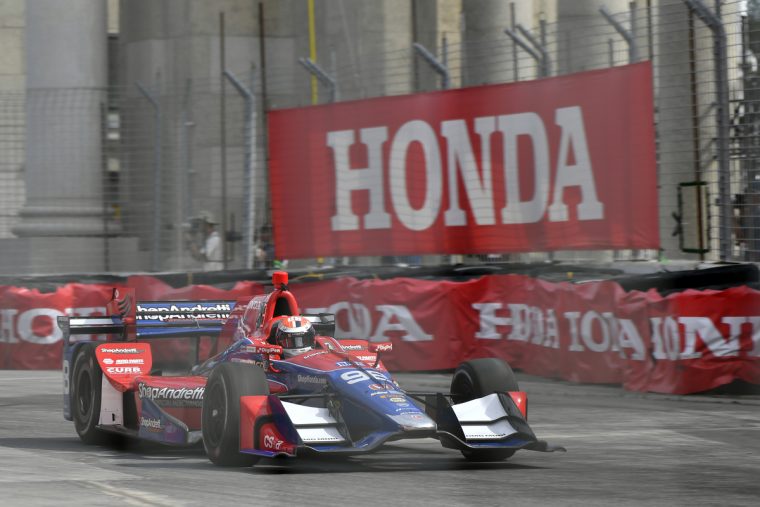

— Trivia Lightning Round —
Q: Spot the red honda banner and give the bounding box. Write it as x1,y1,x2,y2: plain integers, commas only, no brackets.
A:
292,276,760,394
268,62,659,259
2,274,757,394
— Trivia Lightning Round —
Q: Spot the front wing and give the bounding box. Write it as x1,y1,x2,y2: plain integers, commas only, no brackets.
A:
239,391,564,458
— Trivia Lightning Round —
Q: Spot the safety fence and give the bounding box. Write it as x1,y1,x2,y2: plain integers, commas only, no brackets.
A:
1,0,759,275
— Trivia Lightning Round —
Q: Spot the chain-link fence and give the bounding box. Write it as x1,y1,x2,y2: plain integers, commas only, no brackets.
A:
0,0,757,275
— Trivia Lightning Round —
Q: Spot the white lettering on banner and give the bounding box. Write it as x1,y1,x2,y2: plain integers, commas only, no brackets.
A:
0,306,107,344
650,317,681,360
304,303,432,342
616,319,646,361
500,113,550,224
328,107,604,232
751,317,760,356
472,303,559,348
0,309,19,343
442,118,496,226
17,308,64,345
389,120,442,231
549,107,604,221
476,305,760,361
328,127,390,231
680,317,739,358
372,305,433,342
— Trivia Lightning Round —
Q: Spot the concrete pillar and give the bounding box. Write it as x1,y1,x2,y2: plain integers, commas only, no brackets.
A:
320,0,414,101
556,0,630,74
14,0,107,237
462,0,534,86
411,0,461,92
654,0,707,260
0,0,25,242
119,0,260,270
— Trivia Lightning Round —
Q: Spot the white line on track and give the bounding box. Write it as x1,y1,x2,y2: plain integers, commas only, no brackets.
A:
84,481,185,507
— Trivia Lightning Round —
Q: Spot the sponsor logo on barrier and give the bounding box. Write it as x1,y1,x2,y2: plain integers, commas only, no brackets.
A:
472,302,760,360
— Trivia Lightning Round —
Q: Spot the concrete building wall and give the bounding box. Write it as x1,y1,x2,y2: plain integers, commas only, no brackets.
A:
0,0,25,242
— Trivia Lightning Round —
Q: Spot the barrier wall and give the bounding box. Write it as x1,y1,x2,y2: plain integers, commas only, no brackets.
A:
1,275,758,394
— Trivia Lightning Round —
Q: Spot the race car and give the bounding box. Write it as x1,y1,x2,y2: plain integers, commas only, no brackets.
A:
58,271,564,465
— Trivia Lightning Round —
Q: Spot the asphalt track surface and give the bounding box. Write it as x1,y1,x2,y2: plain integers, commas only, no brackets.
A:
1,371,759,506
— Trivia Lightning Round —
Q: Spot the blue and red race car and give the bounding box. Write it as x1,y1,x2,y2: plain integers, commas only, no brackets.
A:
58,271,563,465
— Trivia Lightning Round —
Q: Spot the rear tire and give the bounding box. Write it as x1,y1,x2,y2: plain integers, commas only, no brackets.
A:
450,358,519,462
202,362,269,466
71,345,108,445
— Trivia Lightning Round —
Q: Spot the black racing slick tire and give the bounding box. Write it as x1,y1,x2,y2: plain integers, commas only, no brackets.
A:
71,344,108,445
202,362,269,466
450,358,519,462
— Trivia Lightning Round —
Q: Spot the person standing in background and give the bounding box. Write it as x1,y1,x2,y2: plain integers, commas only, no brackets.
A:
191,211,223,271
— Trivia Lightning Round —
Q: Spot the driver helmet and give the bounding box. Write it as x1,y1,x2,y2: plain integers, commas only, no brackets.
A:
274,316,316,358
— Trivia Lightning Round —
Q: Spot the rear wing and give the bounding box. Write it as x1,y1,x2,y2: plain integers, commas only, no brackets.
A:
57,288,237,342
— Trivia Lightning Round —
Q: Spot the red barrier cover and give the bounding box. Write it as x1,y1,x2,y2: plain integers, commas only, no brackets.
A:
1,275,758,394
268,62,658,259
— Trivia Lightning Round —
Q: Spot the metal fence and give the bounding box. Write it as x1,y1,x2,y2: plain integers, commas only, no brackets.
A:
1,0,758,275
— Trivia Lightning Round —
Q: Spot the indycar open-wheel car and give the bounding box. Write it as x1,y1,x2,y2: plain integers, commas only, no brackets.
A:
58,271,565,465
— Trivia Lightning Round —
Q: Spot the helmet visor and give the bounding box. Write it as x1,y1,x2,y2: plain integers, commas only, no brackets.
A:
278,329,314,349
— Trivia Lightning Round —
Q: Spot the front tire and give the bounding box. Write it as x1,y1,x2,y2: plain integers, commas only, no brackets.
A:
202,362,269,466
71,345,108,445
450,358,519,462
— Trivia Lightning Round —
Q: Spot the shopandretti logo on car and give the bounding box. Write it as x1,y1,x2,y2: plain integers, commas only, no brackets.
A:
138,384,204,406
100,347,143,354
